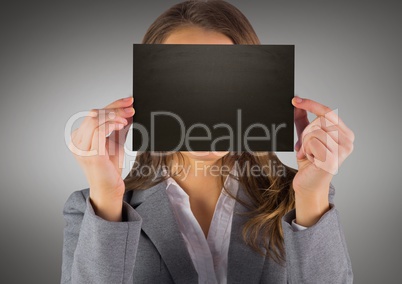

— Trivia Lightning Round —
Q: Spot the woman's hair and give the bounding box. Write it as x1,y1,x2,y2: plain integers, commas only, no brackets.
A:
124,0,297,265
141,0,260,45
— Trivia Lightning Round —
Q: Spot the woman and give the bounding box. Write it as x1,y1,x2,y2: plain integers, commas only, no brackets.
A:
61,1,354,283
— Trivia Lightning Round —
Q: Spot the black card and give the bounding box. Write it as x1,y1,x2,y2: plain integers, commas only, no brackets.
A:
132,44,294,152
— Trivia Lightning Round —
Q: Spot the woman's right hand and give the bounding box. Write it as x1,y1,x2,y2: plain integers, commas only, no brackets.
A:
68,96,135,221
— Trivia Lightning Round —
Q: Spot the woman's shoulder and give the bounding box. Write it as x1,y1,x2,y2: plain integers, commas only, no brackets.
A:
126,179,168,207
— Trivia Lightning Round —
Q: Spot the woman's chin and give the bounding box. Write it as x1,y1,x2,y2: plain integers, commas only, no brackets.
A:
181,151,229,161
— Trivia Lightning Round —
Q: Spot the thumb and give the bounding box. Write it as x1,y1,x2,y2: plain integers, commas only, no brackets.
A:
296,145,306,160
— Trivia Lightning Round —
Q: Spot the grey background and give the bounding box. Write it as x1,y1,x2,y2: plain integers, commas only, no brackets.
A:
0,0,400,283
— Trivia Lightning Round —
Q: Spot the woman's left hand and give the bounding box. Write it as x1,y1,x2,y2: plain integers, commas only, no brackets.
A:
292,96,355,196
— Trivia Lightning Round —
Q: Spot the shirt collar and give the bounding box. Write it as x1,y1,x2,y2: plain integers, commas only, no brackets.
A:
162,165,239,197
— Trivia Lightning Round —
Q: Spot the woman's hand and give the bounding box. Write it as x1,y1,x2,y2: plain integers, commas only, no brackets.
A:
68,96,134,221
291,96,355,226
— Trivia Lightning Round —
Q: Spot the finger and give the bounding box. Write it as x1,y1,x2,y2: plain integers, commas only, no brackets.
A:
125,114,133,139
91,122,125,156
105,106,134,119
109,111,134,147
301,115,355,148
90,108,132,125
79,113,128,151
301,129,341,175
293,97,355,142
292,96,354,141
294,105,310,151
310,141,338,175
302,118,339,145
81,96,134,128
106,133,127,170
297,129,328,161
79,96,134,131
78,106,130,136
305,136,331,163
76,109,127,142
298,143,315,164
301,126,338,154
299,120,353,167
70,121,123,158
292,96,331,117
104,96,134,109
307,139,337,175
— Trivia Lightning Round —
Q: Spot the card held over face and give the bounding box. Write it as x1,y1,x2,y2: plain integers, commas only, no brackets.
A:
132,44,294,152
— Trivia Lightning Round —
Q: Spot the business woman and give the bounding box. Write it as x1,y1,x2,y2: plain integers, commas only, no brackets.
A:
61,1,354,283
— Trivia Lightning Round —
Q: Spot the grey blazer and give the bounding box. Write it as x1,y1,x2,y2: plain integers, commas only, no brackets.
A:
61,178,353,284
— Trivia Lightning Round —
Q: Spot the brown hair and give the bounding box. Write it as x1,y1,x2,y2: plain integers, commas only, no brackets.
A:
142,0,261,45
125,0,296,265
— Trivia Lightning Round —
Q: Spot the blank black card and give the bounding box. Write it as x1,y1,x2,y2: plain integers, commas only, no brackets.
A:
132,44,294,152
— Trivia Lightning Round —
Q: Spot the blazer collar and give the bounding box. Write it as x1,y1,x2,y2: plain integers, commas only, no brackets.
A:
226,180,266,283
129,180,198,283
128,175,265,284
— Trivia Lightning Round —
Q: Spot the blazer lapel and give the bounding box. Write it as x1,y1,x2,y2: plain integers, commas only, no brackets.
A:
227,181,266,284
128,175,266,284
129,180,199,284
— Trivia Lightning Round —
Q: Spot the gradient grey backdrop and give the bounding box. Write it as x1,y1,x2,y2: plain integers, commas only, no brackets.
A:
1,0,401,283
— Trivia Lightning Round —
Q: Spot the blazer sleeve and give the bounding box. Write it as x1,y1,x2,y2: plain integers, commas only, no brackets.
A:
280,183,354,284
60,189,143,284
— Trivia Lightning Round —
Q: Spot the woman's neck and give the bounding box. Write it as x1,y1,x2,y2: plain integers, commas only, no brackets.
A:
168,153,228,196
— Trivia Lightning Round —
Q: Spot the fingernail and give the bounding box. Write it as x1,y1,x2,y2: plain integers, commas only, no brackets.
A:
123,96,133,101
296,149,303,159
294,96,303,103
88,110,98,117
124,107,134,113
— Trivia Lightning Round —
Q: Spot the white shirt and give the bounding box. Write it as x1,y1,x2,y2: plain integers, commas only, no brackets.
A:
163,168,306,284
